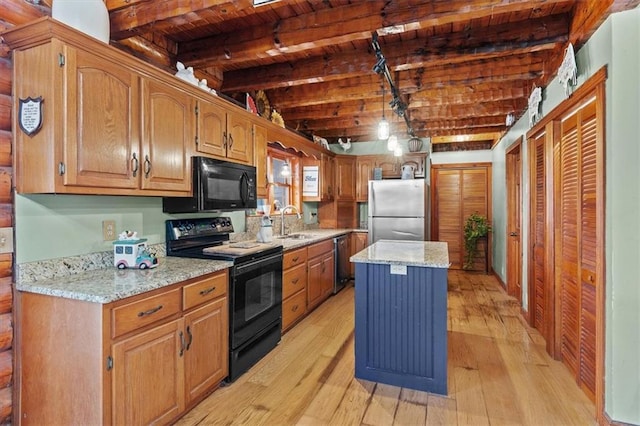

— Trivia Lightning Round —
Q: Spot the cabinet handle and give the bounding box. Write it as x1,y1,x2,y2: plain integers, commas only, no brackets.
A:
137,304,163,317
223,132,228,149
186,326,193,350
143,155,151,178
292,256,299,262
322,263,326,273
291,278,299,284
229,133,234,148
179,331,185,357
292,304,299,312
199,286,216,296
131,153,139,177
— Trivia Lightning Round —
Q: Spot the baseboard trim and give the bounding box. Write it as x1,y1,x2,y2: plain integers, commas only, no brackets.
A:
602,411,636,426
492,270,506,290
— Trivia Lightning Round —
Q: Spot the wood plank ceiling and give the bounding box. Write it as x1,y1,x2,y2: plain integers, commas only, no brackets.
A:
105,0,639,145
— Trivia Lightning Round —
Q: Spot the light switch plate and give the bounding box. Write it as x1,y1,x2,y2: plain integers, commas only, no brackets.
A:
0,227,14,254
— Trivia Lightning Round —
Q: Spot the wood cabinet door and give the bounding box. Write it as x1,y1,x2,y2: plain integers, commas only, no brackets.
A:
356,157,374,202
226,112,253,164
322,251,335,298
183,298,228,405
112,319,185,426
63,46,140,189
307,256,324,310
196,99,226,158
336,156,356,201
141,79,192,193
350,232,368,276
253,123,269,198
375,156,400,178
321,154,335,200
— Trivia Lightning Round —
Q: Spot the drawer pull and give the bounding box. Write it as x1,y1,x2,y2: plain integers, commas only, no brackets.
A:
291,278,299,284
292,256,299,262
186,326,193,350
137,304,163,317
199,286,216,296
292,304,299,312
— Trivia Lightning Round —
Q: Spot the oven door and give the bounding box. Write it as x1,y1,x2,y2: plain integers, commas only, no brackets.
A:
230,252,283,349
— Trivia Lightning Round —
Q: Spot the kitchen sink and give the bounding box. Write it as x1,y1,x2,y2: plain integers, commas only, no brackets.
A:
278,233,313,240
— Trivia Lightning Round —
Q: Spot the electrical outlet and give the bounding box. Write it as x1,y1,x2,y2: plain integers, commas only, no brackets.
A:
102,220,116,241
0,227,14,254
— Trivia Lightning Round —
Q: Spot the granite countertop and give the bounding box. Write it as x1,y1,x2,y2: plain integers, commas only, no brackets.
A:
15,229,358,304
16,256,233,304
276,228,353,250
350,239,450,268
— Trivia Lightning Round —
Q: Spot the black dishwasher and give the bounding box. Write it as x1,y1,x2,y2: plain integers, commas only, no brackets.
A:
333,234,350,293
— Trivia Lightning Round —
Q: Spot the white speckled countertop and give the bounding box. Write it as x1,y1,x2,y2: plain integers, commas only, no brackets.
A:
16,256,233,304
16,229,357,304
350,240,450,268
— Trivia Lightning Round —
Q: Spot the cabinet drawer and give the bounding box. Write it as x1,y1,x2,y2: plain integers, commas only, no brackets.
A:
112,288,181,338
284,247,307,269
283,263,307,299
183,270,228,310
307,239,333,258
282,290,306,331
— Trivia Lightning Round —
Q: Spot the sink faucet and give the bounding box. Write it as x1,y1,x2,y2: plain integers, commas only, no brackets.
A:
280,204,301,236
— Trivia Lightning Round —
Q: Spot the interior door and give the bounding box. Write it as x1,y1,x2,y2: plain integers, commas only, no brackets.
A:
506,139,522,302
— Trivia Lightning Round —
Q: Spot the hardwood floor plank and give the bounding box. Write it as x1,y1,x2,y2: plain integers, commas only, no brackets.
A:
362,384,401,426
425,395,458,425
176,270,596,426
452,366,490,426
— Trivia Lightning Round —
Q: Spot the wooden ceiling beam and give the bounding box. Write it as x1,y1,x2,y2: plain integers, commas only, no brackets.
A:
178,0,573,68
267,56,545,109
108,0,254,40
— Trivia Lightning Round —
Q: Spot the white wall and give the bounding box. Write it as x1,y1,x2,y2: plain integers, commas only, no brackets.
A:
492,8,640,423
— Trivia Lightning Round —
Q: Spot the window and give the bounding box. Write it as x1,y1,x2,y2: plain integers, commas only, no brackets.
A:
266,147,301,214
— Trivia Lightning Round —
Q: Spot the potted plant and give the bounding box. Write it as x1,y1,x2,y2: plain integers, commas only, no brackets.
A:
463,212,492,270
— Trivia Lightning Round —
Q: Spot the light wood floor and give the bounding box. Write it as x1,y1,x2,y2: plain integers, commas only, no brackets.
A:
176,270,595,425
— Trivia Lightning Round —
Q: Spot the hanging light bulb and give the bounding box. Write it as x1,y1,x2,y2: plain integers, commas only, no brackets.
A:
280,161,291,177
387,134,398,151
377,82,390,140
393,144,402,157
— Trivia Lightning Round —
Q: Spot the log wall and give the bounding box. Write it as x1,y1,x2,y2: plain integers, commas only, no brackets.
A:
0,2,48,423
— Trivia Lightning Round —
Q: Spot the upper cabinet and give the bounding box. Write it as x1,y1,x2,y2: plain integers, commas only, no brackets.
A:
141,79,193,193
356,156,374,202
196,99,253,165
335,155,356,201
252,121,269,199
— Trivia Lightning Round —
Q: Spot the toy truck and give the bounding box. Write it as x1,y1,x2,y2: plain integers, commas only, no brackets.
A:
113,238,158,269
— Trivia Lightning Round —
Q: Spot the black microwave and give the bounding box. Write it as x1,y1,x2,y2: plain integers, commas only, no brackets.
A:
163,157,257,213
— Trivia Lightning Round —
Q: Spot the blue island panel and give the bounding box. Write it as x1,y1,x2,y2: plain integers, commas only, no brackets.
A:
354,262,448,395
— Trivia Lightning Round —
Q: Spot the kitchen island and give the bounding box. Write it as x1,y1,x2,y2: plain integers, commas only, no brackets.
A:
350,239,450,395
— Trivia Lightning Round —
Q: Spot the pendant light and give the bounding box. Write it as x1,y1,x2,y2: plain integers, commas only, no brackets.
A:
377,83,390,140
280,161,291,177
387,135,398,151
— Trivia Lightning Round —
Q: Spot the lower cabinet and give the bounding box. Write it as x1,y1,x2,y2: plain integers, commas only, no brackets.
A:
282,238,335,333
307,239,335,311
350,231,369,277
15,269,229,425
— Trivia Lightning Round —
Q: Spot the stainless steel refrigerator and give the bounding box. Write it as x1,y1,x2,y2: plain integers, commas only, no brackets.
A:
368,179,427,244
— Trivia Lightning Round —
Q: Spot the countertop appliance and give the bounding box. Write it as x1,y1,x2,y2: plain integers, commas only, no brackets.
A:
368,179,427,245
166,217,283,382
334,234,349,294
163,157,257,213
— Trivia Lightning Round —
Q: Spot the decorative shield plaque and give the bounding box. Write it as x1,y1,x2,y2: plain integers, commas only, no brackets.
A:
18,96,44,136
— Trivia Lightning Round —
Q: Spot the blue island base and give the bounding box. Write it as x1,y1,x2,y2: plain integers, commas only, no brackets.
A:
354,262,448,395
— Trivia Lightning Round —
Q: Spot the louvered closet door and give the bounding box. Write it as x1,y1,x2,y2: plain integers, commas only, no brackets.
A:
435,170,462,269
559,98,599,400
531,131,546,335
433,166,490,270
